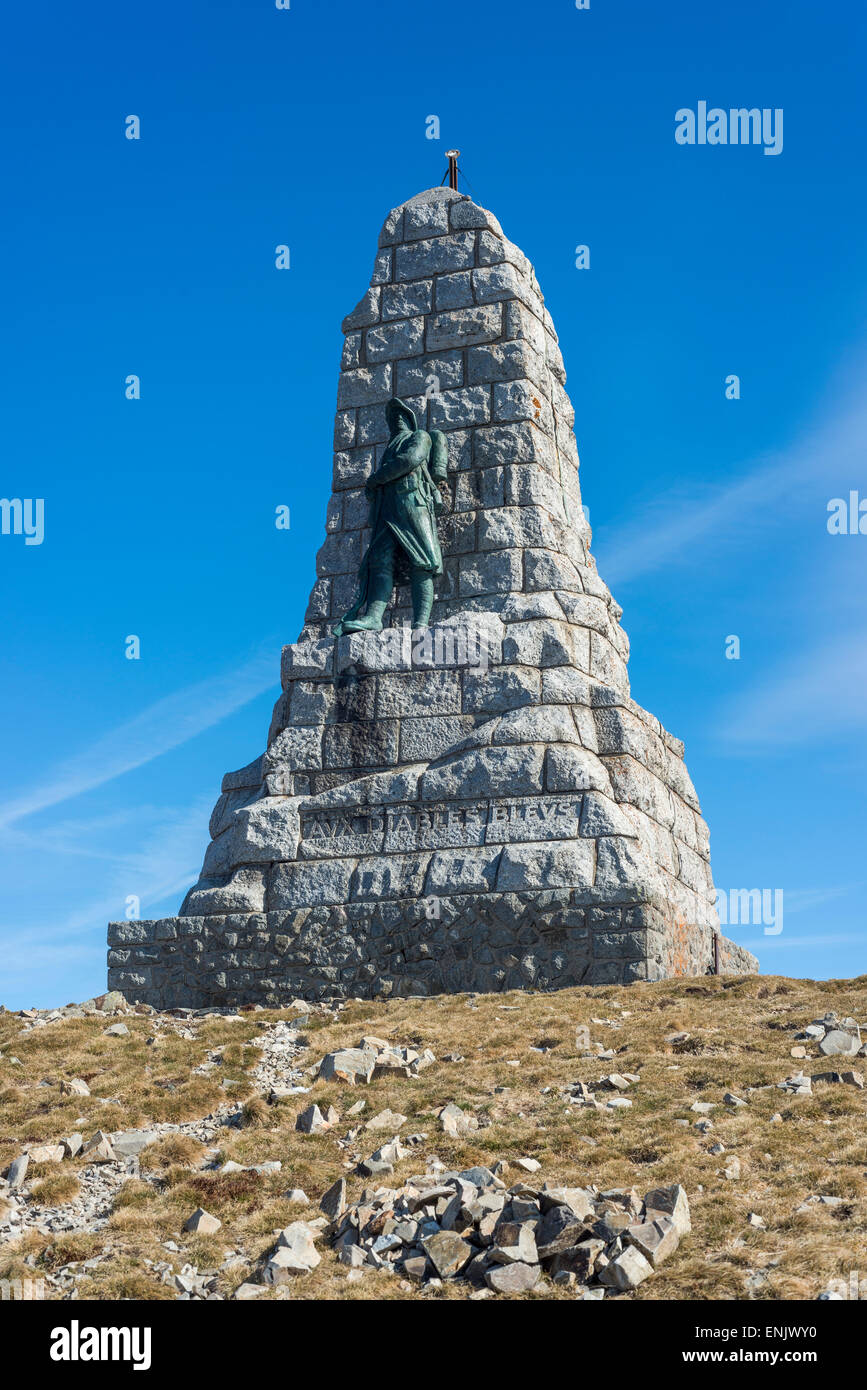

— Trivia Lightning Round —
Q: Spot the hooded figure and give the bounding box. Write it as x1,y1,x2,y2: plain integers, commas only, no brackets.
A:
333,397,449,634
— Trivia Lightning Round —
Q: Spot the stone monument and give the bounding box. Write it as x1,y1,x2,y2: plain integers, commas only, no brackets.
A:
108,183,758,1006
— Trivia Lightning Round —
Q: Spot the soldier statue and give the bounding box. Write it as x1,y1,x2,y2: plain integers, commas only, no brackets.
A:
333,397,449,634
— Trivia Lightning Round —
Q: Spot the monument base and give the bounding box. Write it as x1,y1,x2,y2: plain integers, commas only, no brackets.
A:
108,896,757,1010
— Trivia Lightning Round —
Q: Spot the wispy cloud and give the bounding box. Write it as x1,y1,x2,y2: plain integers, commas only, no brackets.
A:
0,650,276,830
782,884,863,916
741,933,865,952
720,630,867,747
0,799,210,963
596,375,867,586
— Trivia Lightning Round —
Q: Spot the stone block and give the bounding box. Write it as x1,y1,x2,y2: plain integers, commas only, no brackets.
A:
450,199,502,232
323,720,399,770
342,288,381,331
429,387,491,429
497,841,595,892
421,745,545,800
458,549,523,597
545,746,610,793
468,341,543,387
396,232,475,280
365,317,425,362
395,352,463,397
381,280,433,319
376,670,462,718
426,305,503,352
493,379,547,426
424,847,502,895
403,199,450,240
352,854,428,901
336,365,393,410
400,715,476,762
473,263,536,306
333,447,374,490
436,271,474,310
463,665,541,715
269,860,355,909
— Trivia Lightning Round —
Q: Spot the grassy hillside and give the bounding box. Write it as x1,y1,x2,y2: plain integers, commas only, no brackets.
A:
1,972,865,1300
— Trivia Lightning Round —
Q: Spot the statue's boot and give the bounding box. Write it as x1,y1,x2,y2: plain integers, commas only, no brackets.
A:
334,571,391,634
338,601,387,633
411,572,435,629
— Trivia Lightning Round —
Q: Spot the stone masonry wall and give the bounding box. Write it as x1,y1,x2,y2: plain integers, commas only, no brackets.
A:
107,186,758,1007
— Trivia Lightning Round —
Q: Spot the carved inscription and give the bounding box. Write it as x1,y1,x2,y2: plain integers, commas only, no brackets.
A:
298,796,583,858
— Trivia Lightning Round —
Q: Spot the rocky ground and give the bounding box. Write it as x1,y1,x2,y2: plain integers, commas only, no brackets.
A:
0,972,865,1301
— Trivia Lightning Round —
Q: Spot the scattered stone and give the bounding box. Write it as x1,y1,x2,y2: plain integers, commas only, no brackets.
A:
358,1137,407,1176
261,1223,322,1282
516,1157,541,1173
438,1102,478,1137
724,1157,741,1180
326,1168,690,1294
796,1194,845,1213
644,1185,692,1237
276,1221,321,1266
490,1220,538,1266
184,1208,222,1236
599,1245,654,1290
82,1131,117,1163
778,1071,812,1096
296,1104,329,1135
818,1030,861,1058
366,1108,407,1131
318,1048,377,1086
320,1177,347,1222
103,1023,129,1037
485,1261,540,1294
316,1038,436,1086
111,1130,159,1159
624,1215,680,1269
27,1144,65,1165
93,991,127,1013
422,1230,474,1278
812,1069,863,1089
285,1188,309,1204
59,1078,90,1097
6,1154,28,1189
723,1091,746,1107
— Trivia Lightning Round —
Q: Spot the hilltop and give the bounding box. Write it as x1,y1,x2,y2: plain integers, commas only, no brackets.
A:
1,972,865,1301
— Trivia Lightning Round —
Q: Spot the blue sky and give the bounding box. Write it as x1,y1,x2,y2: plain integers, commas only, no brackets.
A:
1,0,865,1007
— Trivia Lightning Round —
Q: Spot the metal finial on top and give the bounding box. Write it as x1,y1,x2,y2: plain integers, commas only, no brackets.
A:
445,149,460,191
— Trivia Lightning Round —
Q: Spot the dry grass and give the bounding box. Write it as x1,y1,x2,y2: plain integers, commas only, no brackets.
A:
139,1134,206,1172
30,1172,80,1204
2,973,866,1300
240,1095,270,1128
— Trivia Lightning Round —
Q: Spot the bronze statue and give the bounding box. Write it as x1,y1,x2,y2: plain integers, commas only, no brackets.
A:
333,398,449,634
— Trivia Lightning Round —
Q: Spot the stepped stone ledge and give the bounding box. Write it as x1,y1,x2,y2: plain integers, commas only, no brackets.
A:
107,185,757,1007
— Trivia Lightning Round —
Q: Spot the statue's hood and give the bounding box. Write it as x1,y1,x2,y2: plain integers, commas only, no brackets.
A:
386,397,418,434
